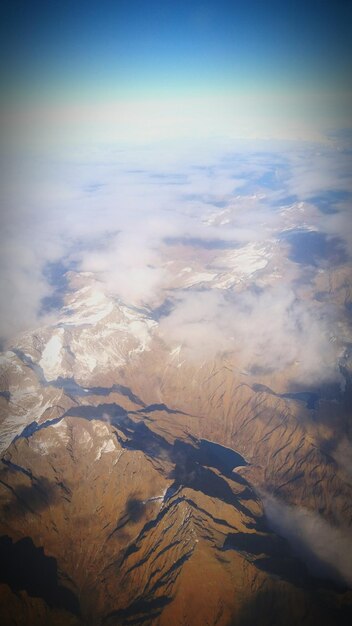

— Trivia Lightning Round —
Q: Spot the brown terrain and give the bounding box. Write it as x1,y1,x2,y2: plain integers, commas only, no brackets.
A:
0,262,352,625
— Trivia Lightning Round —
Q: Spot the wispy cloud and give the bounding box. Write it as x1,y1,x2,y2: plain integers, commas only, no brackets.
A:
159,286,341,385
263,494,352,587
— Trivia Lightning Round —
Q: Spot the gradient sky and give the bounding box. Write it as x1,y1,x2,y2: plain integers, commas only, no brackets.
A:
1,0,352,143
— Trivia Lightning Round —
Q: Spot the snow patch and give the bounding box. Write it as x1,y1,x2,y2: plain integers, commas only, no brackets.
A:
39,330,64,381
76,428,93,449
170,345,182,357
183,272,216,287
61,286,114,326
94,437,116,460
213,242,272,288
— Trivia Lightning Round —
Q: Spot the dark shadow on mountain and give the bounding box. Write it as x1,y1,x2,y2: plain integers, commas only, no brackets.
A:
272,194,298,207
51,377,146,406
12,349,46,383
262,506,351,591
223,530,310,588
164,236,237,249
0,535,80,615
125,497,146,523
65,402,128,420
0,471,61,518
280,230,348,267
224,529,349,593
251,382,320,410
172,439,247,477
54,404,173,463
151,298,175,320
110,496,147,537
137,403,188,415
40,260,75,315
309,190,352,214
181,192,228,207
103,595,172,626
230,585,352,626
170,452,243,507
123,420,173,459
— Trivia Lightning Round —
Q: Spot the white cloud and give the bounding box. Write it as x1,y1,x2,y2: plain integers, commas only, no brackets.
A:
332,438,352,478
159,287,341,384
0,135,350,369
263,494,352,587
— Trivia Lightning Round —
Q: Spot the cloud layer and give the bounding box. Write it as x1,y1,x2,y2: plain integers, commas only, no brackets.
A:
0,135,351,390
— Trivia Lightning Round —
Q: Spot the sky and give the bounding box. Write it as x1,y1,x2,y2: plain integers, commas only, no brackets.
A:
1,0,352,145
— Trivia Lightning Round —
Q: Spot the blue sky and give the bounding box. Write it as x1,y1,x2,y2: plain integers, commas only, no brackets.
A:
2,0,352,100
1,1,351,144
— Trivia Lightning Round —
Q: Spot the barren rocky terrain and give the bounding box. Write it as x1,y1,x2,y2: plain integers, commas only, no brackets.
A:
1,254,352,624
